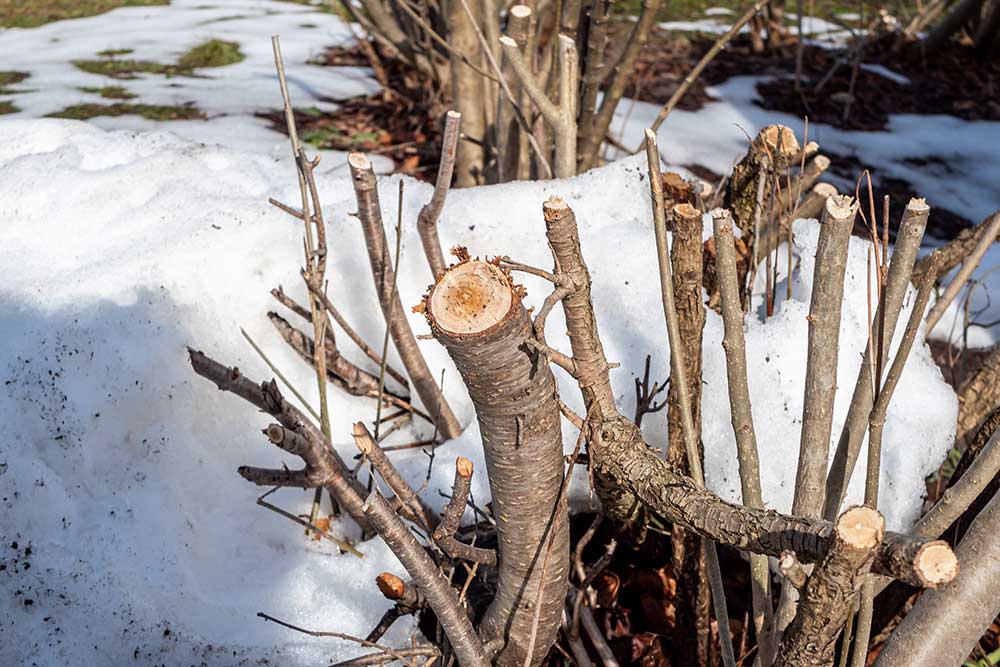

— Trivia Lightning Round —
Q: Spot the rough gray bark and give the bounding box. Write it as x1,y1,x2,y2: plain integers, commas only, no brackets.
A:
823,199,930,520
425,259,568,667
347,152,462,441
775,506,884,667
874,486,1000,667
667,202,713,667
793,194,858,520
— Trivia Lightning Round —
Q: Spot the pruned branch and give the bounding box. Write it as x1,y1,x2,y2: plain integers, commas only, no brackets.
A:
347,152,462,440
775,506,885,666
187,348,370,530
432,457,498,567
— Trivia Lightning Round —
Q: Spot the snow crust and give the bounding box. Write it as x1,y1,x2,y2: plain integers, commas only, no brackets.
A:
0,119,956,665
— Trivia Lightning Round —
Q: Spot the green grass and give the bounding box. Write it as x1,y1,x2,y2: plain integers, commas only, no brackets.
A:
97,48,135,57
0,71,30,95
0,0,168,28
176,39,244,68
80,85,138,99
72,58,181,79
47,102,205,121
0,101,19,115
74,39,245,79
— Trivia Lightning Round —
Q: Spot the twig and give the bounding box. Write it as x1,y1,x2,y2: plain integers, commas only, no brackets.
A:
633,354,668,427
418,111,461,279
258,611,423,667
432,457,498,566
850,259,939,666
644,129,736,667
329,647,440,667
188,348,371,531
240,327,320,422
712,208,776,665
925,211,1000,332
296,283,409,391
499,34,578,177
347,152,462,440
375,181,406,440
362,492,490,667
256,487,362,556
824,199,930,520
645,0,769,135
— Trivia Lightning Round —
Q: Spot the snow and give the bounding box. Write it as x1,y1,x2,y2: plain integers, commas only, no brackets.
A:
859,63,912,85
611,76,1000,346
0,118,958,665
0,0,382,160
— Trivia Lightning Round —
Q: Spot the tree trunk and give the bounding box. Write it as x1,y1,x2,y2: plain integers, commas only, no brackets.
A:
426,259,569,667
449,0,487,185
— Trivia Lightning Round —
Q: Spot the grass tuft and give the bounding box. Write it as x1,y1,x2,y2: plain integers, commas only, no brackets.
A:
0,100,19,115
177,39,244,69
80,85,138,100
47,102,205,121
97,48,135,57
0,0,168,29
72,58,181,79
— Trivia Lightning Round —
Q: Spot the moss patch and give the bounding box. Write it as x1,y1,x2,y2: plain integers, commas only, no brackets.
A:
80,85,138,100
176,39,244,68
74,39,245,80
0,0,168,28
0,101,19,115
47,102,204,121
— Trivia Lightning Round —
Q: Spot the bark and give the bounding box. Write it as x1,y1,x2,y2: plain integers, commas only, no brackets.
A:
823,199,930,520
793,194,858,520
912,211,1000,283
924,210,1000,332
267,312,382,397
449,0,486,185
874,486,1000,667
417,111,461,279
433,457,498,566
362,492,490,667
668,202,712,667
496,5,532,183
186,348,371,531
425,259,568,667
535,198,956,589
347,152,462,441
724,125,800,236
577,0,664,171
713,208,776,663
575,0,612,164
775,506,884,667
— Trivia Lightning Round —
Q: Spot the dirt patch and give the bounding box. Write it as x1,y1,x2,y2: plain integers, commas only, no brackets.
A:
755,37,1000,130
259,43,444,181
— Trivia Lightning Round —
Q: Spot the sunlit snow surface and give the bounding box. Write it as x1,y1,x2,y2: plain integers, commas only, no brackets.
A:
0,119,957,665
0,0,381,158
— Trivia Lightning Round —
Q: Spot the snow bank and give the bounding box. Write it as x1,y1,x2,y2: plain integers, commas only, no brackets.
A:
0,119,955,665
